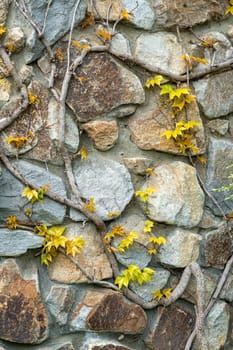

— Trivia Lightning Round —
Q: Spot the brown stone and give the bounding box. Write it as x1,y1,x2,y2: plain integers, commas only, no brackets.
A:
0,259,48,344
82,120,118,151
129,92,205,155
153,0,227,28
71,289,147,334
54,46,144,122
87,0,121,21
48,223,112,283
145,304,195,350
203,225,232,267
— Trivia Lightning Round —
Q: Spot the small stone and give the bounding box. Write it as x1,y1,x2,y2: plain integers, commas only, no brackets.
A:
113,241,152,269
46,285,74,325
70,289,147,334
47,223,112,283
206,119,229,136
82,120,118,151
198,208,223,229
0,229,43,256
19,65,33,85
134,32,186,75
4,27,25,53
193,301,230,350
193,71,233,118
227,25,233,40
70,156,134,221
122,157,153,175
202,224,232,267
156,227,201,268
145,304,195,350
0,259,48,344
110,33,132,58
137,161,204,227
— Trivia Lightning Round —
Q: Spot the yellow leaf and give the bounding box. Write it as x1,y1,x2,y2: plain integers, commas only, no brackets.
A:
0,26,6,36
107,211,120,218
162,288,172,298
22,186,39,203
143,220,154,234
135,187,155,202
147,248,157,255
27,89,40,104
120,9,131,20
156,236,167,245
160,84,174,97
66,236,85,257
196,155,207,164
78,146,87,160
83,197,95,212
226,5,233,15
145,75,165,88
161,130,173,140
6,135,28,148
169,87,190,100
152,289,163,300
96,28,112,42
54,48,64,62
145,168,155,176
6,215,17,230
182,54,208,66
72,40,82,50
81,14,93,29
172,97,186,111
117,231,138,253
201,38,216,48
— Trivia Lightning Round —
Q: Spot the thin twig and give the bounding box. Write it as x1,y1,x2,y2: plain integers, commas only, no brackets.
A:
42,0,53,36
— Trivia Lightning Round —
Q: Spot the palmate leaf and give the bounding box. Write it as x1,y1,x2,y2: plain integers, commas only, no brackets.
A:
143,220,154,234
48,226,66,237
117,231,138,253
226,5,233,15
145,75,166,88
114,264,154,289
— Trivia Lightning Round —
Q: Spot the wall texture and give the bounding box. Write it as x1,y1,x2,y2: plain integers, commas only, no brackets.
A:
1,1,233,349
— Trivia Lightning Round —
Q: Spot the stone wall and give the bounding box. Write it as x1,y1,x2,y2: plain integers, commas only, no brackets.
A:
1,1,233,349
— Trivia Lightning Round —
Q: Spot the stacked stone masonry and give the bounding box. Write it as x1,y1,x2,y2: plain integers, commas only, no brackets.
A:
1,0,233,349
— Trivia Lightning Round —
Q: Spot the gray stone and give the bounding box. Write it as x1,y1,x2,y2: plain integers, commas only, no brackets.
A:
129,267,170,302
0,229,43,256
19,64,33,84
152,0,226,29
110,33,132,58
114,241,152,269
70,156,134,221
206,119,229,136
122,157,153,175
0,160,66,225
138,161,204,227
198,208,223,229
21,0,87,62
193,71,233,118
156,227,201,268
4,26,25,53
0,0,11,26
46,285,74,325
205,137,233,215
193,301,230,350
134,32,186,75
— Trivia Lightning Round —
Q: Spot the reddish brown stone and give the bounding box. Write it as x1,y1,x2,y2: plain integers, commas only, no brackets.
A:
82,120,118,151
145,304,195,350
0,259,48,344
71,289,147,334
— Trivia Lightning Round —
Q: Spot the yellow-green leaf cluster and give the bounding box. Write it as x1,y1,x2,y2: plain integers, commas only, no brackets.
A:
104,225,126,244
83,197,95,213
135,187,155,202
226,0,233,15
147,235,167,255
182,54,208,67
6,215,17,229
143,220,154,234
35,225,85,265
145,75,166,88
152,288,172,300
114,264,154,289
22,185,49,204
117,231,138,253
162,120,200,154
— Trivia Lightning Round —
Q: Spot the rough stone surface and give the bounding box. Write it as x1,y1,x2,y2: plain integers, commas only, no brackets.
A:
129,92,205,155
0,78,11,102
22,0,87,62
137,161,204,227
129,267,170,302
122,157,153,175
0,229,43,256
201,224,232,267
206,119,229,136
70,289,147,333
0,0,11,26
198,208,223,229
1,81,79,161
205,137,233,215
152,0,227,29
88,345,131,350
193,70,233,119
4,27,25,53
134,32,186,75
82,120,118,151
70,156,134,221
145,304,195,350
114,242,152,269
46,285,74,325
110,33,132,58
88,0,155,30
0,259,48,344
0,160,66,225
193,301,230,350
156,227,201,268
55,50,145,122
47,223,112,283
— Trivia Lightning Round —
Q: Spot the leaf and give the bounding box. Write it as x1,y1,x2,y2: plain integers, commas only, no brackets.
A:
78,146,87,160
143,220,154,234
48,226,66,238
147,248,157,255
107,211,120,218
114,274,129,289
41,252,53,266
96,28,112,42
226,5,233,15
145,75,166,88
162,288,172,298
171,97,186,111
182,54,208,66
76,76,86,84
0,26,6,36
22,186,39,203
160,84,174,97
152,289,163,300
35,224,48,237
6,135,28,148
196,155,207,164
169,87,190,100
201,38,216,48
54,48,64,62
81,14,93,29
120,9,131,20
24,208,32,217
27,89,40,104
161,130,173,140
145,168,155,176
117,231,138,253
6,215,17,229
135,187,155,202
83,197,95,213
66,236,85,257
